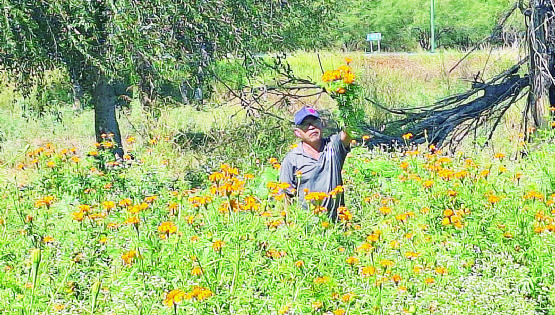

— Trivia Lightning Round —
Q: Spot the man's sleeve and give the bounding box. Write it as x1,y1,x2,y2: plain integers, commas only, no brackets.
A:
331,134,350,158
279,155,296,196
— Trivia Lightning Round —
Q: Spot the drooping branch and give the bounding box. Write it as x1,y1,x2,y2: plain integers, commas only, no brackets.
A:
361,71,530,149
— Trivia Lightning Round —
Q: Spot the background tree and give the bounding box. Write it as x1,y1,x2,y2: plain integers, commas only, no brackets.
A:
0,0,334,154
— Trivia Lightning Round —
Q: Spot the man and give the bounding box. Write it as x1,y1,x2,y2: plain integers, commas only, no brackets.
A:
279,106,351,219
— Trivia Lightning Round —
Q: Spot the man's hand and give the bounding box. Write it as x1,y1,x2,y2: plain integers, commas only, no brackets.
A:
340,129,352,148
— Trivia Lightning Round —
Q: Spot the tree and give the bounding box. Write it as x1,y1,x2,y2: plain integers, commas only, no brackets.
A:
0,0,334,155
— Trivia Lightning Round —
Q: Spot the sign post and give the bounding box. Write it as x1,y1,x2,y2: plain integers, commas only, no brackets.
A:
366,33,382,53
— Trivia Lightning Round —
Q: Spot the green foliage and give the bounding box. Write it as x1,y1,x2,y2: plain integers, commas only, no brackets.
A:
174,116,295,168
5,132,555,313
334,0,519,51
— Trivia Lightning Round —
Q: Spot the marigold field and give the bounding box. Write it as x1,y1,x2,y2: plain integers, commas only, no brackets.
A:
3,127,555,314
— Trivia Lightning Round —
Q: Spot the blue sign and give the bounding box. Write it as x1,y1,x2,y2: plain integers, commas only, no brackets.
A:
366,33,382,41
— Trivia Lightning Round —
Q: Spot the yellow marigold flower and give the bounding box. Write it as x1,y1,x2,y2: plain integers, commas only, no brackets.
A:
421,207,430,214
72,211,85,222
405,251,420,260
78,204,91,213
144,195,157,203
447,189,457,197
333,308,346,315
124,216,140,226
338,207,352,221
345,57,353,64
480,169,490,178
43,236,54,244
378,206,391,215
312,301,323,310
313,276,330,284
278,304,290,315
121,250,138,266
294,260,304,268
336,87,346,94
118,198,132,207
343,72,355,84
392,274,402,283
494,152,505,159
338,65,350,73
158,221,177,236
360,265,376,277
379,259,394,268
212,240,224,252
413,265,422,274
424,277,435,285
346,256,359,265
341,292,354,303
164,289,185,308
53,304,65,311
390,240,400,249
102,201,116,210
455,170,469,179
191,266,203,276
356,242,374,253
423,180,434,188
435,266,448,275
402,133,413,140
488,195,501,204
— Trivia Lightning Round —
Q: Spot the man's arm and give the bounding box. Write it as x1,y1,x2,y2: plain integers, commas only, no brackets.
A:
278,155,297,197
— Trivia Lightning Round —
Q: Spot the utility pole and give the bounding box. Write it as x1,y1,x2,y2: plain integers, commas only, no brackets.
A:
430,0,435,52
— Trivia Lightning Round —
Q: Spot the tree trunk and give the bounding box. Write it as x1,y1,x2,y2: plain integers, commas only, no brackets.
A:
527,0,555,128
94,76,124,157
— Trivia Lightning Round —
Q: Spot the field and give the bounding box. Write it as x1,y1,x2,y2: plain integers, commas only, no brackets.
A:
2,49,555,315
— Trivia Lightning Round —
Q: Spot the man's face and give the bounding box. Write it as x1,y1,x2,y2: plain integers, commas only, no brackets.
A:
294,117,322,143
